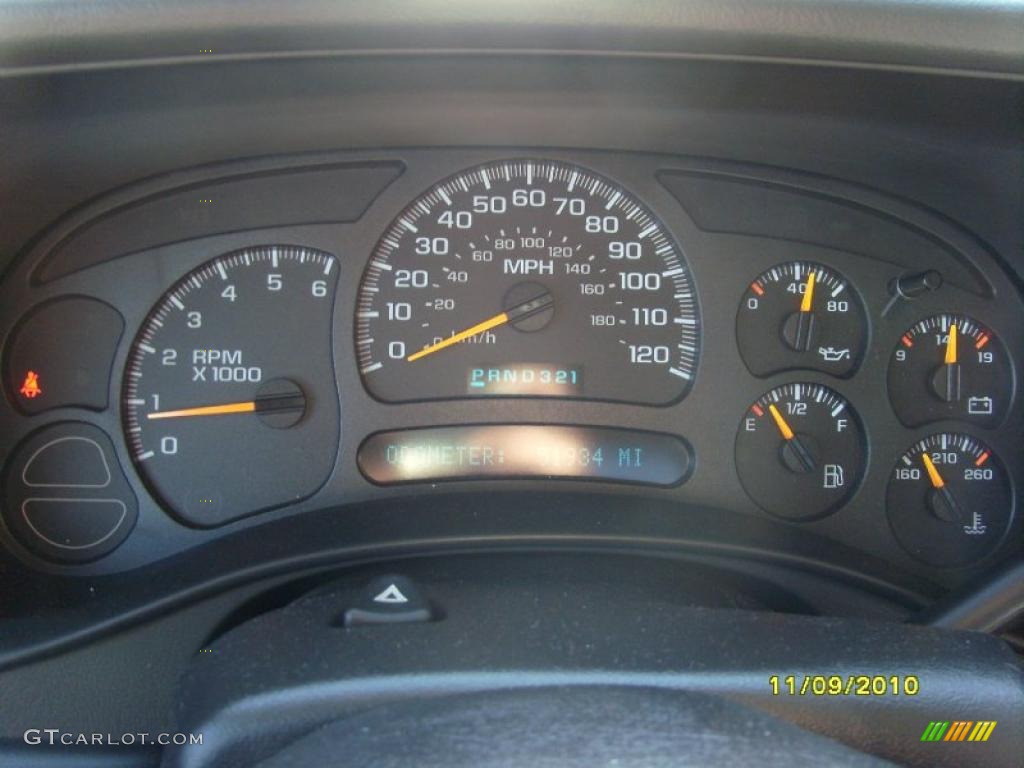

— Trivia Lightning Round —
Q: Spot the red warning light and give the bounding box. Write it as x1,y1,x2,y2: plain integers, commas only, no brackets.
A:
19,370,42,399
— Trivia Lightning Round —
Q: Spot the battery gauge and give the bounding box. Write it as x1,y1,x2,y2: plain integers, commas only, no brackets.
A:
888,314,1012,428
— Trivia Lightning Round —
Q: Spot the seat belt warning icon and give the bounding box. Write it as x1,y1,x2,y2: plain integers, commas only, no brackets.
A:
19,370,42,399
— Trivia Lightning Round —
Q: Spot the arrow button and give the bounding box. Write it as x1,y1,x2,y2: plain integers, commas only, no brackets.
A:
373,583,410,604
343,574,435,627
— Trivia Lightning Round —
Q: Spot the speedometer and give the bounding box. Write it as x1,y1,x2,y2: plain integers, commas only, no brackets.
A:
355,159,700,404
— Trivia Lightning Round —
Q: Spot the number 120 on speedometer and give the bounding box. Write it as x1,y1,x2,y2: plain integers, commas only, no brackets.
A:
355,159,701,405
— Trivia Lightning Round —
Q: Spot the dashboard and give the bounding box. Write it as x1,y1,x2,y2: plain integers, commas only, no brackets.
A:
1,3,1023,765
2,147,1021,582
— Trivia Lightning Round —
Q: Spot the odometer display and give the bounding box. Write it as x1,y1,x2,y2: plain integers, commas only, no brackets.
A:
358,425,693,486
355,159,700,404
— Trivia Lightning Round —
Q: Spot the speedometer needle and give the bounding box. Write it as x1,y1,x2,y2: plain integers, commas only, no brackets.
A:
407,311,510,362
407,290,554,362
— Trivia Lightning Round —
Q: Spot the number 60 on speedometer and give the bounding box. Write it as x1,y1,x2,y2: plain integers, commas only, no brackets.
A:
354,159,701,405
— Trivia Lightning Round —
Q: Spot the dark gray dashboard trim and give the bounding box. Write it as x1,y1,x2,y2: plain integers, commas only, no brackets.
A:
1,0,1023,78
922,561,1024,633
0,526,936,673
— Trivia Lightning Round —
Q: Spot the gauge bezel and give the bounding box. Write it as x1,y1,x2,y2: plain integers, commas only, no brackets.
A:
734,382,868,522
886,432,1015,568
353,158,702,407
886,313,1015,430
120,244,342,527
736,260,869,379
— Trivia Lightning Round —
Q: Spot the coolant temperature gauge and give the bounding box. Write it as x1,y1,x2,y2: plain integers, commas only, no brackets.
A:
887,434,1012,567
888,314,1012,428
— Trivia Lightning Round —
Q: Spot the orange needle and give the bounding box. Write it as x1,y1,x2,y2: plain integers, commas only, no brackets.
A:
800,271,816,313
922,453,945,489
407,311,510,362
147,401,256,420
944,323,958,365
768,404,795,441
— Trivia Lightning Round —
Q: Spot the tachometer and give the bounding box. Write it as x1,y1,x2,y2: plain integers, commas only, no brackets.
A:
355,159,700,404
123,246,340,527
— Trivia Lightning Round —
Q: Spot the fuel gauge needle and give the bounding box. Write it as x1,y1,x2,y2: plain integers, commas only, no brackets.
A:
768,403,816,472
922,452,964,523
768,403,796,441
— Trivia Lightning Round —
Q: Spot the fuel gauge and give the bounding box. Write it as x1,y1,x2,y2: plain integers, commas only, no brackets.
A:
735,383,866,520
888,314,1012,428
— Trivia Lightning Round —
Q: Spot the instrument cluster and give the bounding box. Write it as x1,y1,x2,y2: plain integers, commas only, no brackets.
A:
0,150,1020,583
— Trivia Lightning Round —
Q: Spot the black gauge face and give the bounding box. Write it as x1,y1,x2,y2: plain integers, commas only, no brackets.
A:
123,246,340,527
355,159,700,404
888,314,1012,428
888,434,1012,567
736,383,866,520
737,262,867,378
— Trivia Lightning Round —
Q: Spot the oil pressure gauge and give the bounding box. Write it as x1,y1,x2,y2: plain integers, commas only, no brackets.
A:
737,262,867,378
888,314,1012,428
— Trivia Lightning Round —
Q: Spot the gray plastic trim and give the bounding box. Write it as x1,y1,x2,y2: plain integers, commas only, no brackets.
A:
1,0,1023,78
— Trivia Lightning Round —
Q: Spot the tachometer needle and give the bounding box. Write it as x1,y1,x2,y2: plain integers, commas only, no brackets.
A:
407,290,554,363
800,271,816,313
147,384,306,421
148,401,256,419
